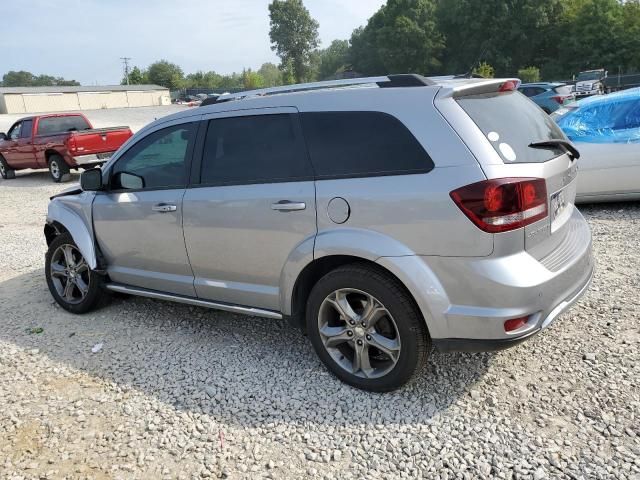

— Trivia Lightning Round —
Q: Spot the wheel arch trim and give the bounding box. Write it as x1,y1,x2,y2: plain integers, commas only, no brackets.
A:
46,202,97,270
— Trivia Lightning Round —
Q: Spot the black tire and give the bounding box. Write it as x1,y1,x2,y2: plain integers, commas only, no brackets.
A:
0,155,15,179
48,154,71,183
45,232,104,314
306,263,430,392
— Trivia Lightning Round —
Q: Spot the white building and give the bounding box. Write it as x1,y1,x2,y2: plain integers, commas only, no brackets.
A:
0,85,171,114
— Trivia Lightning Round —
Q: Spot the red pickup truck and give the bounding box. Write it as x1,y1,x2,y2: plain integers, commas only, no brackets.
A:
0,113,132,182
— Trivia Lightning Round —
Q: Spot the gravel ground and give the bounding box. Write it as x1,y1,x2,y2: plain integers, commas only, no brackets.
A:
0,105,189,134
0,173,639,479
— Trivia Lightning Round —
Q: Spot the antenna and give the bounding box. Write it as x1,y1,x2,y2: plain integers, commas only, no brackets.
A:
120,57,132,85
463,43,489,79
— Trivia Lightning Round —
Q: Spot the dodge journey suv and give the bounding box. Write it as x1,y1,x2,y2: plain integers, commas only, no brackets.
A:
44,74,593,391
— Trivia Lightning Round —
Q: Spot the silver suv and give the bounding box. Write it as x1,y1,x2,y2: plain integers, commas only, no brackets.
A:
44,75,593,391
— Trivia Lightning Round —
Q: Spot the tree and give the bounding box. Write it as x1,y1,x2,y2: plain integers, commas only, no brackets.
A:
317,40,350,80
123,66,148,85
242,69,265,89
2,70,80,87
268,0,320,83
146,60,185,89
518,66,541,83
258,62,283,86
473,62,495,78
349,0,444,76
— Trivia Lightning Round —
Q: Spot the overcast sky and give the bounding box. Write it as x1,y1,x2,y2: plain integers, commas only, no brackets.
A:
1,0,385,85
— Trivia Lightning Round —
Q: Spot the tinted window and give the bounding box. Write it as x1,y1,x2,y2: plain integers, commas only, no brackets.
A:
112,123,194,190
301,112,433,178
8,122,22,140
37,116,91,135
519,87,544,97
201,114,311,185
20,119,33,138
457,91,567,163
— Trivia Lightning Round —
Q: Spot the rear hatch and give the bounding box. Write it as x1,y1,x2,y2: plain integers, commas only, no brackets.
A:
435,79,582,264
70,127,133,158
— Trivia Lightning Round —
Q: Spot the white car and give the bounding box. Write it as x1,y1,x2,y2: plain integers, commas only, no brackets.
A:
553,88,640,203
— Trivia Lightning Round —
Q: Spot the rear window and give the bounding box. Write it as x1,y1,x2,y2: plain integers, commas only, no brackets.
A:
37,116,91,135
300,111,434,178
457,91,567,163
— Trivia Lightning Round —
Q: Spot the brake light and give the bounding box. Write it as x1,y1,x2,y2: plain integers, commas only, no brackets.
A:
552,95,567,104
450,178,548,233
499,80,521,92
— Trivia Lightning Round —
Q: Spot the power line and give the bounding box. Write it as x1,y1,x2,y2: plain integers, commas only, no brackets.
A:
120,57,132,85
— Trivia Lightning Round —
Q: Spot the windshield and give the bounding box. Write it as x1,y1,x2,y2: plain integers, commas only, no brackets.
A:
456,91,568,163
577,71,603,81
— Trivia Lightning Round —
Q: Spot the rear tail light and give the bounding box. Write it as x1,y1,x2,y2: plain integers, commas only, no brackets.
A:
450,178,548,233
552,95,568,104
66,136,77,153
504,316,528,332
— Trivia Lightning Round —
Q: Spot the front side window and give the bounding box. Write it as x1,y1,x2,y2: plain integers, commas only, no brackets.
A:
37,116,91,135
201,114,311,185
111,123,194,190
300,111,434,178
8,122,22,140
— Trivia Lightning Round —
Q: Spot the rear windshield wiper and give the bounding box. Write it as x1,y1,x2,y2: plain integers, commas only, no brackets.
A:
528,139,580,160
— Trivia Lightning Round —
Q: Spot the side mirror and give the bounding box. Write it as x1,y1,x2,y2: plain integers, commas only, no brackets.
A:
0,133,6,141
113,171,144,190
80,168,104,191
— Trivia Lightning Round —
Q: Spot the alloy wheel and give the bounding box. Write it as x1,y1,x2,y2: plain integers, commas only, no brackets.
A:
50,244,90,305
317,288,401,379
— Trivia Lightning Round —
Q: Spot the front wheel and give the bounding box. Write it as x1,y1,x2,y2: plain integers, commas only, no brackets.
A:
45,232,104,313
0,155,15,179
48,155,71,183
306,263,430,392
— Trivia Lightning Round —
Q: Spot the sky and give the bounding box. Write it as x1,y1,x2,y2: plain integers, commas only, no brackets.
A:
1,0,385,85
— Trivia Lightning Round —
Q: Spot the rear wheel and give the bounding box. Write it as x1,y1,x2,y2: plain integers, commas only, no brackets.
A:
48,155,71,183
0,155,15,179
306,263,430,392
45,233,104,313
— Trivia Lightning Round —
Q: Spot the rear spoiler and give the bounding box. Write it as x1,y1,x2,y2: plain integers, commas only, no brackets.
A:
435,78,522,98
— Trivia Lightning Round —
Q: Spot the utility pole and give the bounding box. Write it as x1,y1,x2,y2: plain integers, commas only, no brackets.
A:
120,57,132,85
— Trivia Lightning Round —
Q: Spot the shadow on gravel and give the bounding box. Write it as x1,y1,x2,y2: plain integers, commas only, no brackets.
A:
1,268,492,429
0,170,80,187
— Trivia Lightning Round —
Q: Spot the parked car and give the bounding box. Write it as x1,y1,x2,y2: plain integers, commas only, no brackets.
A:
43,75,593,391
518,82,574,113
552,88,640,203
0,113,132,182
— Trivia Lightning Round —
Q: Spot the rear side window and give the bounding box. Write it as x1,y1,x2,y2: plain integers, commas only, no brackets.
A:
37,116,91,135
300,111,434,178
201,114,311,185
457,91,567,163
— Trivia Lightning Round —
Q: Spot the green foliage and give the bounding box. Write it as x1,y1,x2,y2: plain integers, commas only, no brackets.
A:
242,69,265,89
350,0,444,76
473,62,495,78
2,70,80,87
268,0,320,82
123,66,148,85
146,60,185,89
317,40,350,80
257,63,283,87
184,71,222,89
518,66,541,83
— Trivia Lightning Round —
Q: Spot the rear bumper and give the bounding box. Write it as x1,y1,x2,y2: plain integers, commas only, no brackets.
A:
71,152,114,166
434,262,593,352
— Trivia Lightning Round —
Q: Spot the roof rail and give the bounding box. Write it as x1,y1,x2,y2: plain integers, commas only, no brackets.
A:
214,74,434,103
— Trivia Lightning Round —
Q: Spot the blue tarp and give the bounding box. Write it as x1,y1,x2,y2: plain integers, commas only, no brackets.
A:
554,87,640,144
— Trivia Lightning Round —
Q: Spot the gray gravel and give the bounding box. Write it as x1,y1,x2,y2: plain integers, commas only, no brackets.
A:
1,174,639,479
